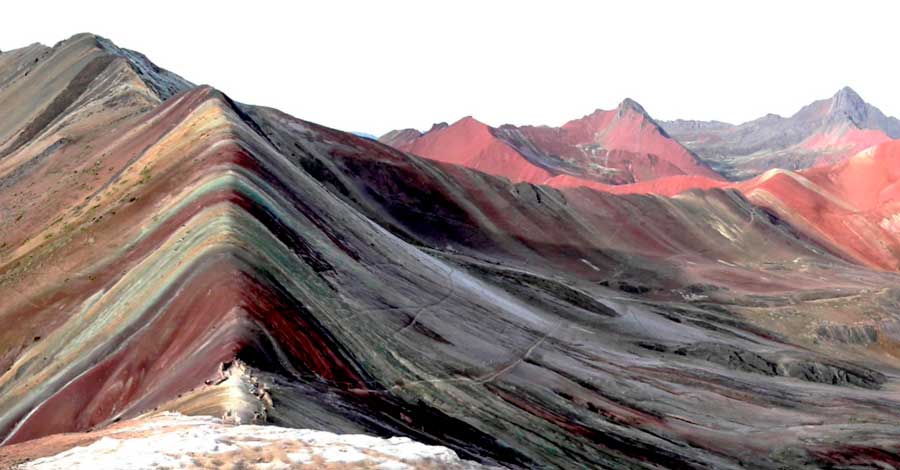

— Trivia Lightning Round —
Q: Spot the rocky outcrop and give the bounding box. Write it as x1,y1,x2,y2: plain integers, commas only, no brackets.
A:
816,324,879,344
781,359,885,389
672,343,886,389
674,343,779,376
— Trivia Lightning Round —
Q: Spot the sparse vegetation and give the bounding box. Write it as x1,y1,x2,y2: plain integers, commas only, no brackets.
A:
139,165,153,184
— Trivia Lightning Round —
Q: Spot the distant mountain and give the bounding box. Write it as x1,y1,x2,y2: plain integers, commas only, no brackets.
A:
662,87,900,179
351,131,378,140
380,99,722,186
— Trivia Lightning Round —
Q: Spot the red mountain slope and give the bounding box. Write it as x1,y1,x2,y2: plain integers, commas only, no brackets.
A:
564,141,900,270
745,142,900,270
381,99,721,186
383,116,554,183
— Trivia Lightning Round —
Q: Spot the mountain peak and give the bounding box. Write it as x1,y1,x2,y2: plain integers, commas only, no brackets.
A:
828,86,868,125
428,121,449,132
618,97,649,116
378,128,423,147
456,115,480,123
452,115,490,129
37,33,192,102
51,32,104,50
833,85,863,102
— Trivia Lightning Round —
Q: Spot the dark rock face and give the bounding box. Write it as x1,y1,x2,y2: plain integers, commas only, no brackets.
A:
674,343,779,376
781,360,886,389
816,324,879,344
672,342,886,390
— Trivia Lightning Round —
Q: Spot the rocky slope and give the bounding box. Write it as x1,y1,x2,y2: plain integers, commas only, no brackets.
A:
2,34,900,469
381,99,721,186
6,413,491,469
663,87,900,179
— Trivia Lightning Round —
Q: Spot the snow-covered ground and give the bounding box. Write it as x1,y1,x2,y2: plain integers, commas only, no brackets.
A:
19,413,496,470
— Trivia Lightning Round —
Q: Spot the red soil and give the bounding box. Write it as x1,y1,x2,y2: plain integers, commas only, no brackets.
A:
803,127,891,166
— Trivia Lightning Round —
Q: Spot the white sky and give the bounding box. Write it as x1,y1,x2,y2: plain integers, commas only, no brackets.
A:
1,0,897,136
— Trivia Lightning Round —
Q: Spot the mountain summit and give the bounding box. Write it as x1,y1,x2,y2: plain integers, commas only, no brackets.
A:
617,97,651,117
823,86,900,136
829,86,867,120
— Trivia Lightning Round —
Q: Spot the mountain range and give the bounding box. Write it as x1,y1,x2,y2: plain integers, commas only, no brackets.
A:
662,86,900,179
381,98,721,186
2,34,900,469
384,86,900,185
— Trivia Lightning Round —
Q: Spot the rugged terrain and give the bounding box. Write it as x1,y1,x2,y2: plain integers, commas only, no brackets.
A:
3,34,900,469
662,87,900,179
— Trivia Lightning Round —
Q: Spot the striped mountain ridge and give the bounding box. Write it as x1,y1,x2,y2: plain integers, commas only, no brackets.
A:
3,34,900,469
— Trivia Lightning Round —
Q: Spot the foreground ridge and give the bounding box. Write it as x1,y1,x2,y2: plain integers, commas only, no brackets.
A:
13,413,494,469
